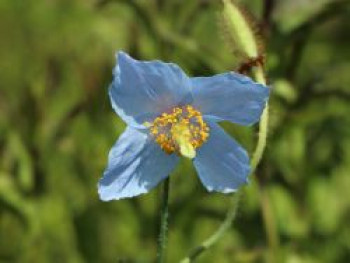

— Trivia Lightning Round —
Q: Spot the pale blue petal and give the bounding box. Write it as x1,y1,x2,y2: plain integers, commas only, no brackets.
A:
98,126,179,201
193,121,250,193
110,52,192,128
191,72,269,126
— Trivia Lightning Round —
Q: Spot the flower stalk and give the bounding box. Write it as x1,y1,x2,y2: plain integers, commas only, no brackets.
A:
252,66,280,263
179,191,242,263
179,1,270,261
251,66,268,171
157,177,170,263
179,65,269,262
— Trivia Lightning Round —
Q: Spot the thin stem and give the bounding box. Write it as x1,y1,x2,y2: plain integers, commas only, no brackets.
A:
251,66,280,262
252,66,280,262
179,65,270,262
179,191,242,263
251,66,268,172
157,177,170,263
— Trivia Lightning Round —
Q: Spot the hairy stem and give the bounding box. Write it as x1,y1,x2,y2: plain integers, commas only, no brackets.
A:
251,66,268,172
179,191,242,263
179,64,270,262
252,66,280,262
157,177,170,263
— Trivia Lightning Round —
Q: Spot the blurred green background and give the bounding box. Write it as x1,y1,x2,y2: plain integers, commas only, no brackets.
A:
1,0,350,262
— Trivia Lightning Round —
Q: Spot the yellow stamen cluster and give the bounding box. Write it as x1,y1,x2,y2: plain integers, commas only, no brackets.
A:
149,105,209,158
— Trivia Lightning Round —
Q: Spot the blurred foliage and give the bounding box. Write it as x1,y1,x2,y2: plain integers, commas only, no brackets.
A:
0,0,350,262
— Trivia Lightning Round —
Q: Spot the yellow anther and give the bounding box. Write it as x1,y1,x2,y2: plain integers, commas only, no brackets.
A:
148,105,209,158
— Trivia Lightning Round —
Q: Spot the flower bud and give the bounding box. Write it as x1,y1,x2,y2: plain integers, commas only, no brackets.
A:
221,0,260,59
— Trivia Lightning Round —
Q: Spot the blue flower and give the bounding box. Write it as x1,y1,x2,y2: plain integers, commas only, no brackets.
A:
98,52,269,201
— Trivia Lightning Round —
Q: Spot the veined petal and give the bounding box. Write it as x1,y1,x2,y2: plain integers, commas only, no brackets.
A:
110,52,193,128
193,121,250,193
191,72,269,126
98,126,179,201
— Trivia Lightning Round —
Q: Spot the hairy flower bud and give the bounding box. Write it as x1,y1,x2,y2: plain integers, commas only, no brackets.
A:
221,0,260,59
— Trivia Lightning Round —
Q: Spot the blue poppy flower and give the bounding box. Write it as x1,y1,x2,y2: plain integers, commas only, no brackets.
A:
98,51,269,201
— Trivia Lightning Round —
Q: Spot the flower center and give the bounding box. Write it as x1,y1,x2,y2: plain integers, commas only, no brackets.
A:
149,105,209,159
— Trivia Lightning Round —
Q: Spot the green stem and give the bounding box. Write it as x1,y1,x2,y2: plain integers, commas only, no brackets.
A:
179,191,242,263
251,66,269,172
157,177,170,263
252,66,279,262
179,65,270,262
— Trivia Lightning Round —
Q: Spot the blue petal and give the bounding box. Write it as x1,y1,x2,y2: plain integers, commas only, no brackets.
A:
110,52,193,128
193,121,250,193
98,126,179,201
191,72,269,126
